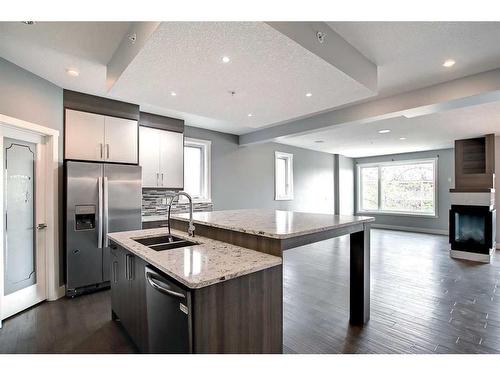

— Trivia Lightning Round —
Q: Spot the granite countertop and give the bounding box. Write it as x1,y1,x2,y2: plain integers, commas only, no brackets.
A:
107,227,282,289
173,209,375,239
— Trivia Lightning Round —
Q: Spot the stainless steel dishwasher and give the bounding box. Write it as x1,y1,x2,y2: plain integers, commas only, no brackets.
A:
144,266,192,353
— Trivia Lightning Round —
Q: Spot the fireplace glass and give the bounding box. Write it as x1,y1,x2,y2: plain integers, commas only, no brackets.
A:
454,212,486,245
449,205,494,253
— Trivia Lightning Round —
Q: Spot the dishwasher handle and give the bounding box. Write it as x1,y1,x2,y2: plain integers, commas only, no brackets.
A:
145,270,186,300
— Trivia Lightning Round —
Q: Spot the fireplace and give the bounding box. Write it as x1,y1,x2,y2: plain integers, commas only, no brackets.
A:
449,134,496,263
449,205,496,254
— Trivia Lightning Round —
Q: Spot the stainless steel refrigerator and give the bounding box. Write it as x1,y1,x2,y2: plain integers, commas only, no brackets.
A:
65,161,142,297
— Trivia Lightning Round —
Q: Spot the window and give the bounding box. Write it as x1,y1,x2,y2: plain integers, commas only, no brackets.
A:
275,151,293,200
183,138,211,202
357,158,437,216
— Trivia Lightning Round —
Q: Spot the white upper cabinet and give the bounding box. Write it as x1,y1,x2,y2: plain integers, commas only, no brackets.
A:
65,109,138,164
159,130,184,189
139,126,160,187
65,109,105,161
104,116,138,164
139,126,184,189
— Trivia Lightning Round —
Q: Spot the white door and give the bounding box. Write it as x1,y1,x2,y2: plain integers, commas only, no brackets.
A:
139,126,160,187
104,116,138,164
65,109,105,161
159,130,184,189
1,128,47,320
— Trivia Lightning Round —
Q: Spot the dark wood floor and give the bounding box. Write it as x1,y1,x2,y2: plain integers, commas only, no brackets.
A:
1,229,499,354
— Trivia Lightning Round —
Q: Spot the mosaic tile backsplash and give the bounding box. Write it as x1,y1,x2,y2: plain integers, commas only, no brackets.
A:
142,188,214,217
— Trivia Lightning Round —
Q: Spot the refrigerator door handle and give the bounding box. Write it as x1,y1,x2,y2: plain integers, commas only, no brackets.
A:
103,176,109,248
97,176,103,249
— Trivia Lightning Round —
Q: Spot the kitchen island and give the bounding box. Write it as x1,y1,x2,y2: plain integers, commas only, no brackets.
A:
171,209,374,325
108,227,282,353
110,209,373,354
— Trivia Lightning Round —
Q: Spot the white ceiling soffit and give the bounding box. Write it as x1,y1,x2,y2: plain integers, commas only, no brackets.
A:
278,100,500,158
328,22,500,97
106,22,161,91
109,22,376,134
239,68,500,146
0,22,131,94
266,22,377,92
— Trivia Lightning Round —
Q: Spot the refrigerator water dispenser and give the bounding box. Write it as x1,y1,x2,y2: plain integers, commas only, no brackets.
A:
74,205,96,230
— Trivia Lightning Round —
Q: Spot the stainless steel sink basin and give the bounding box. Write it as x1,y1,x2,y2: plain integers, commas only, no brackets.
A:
132,235,199,251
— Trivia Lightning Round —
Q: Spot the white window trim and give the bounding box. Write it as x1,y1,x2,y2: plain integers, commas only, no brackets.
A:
184,137,212,203
356,157,438,218
275,151,294,201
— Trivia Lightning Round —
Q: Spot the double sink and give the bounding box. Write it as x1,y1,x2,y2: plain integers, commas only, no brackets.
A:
133,235,199,251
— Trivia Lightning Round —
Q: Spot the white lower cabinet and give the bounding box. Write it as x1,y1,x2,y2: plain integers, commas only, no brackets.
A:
139,126,184,189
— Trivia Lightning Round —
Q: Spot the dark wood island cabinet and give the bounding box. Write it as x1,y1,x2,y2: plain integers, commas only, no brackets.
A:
109,239,283,354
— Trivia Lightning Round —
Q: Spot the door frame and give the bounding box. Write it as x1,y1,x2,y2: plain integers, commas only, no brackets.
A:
0,114,61,327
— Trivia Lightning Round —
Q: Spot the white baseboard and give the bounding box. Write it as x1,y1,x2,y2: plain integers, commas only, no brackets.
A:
48,285,66,301
371,223,448,236
450,248,495,263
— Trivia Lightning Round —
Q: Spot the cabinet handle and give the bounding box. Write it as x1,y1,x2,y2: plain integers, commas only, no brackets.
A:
125,254,130,280
156,172,159,187
161,173,164,186
106,144,110,159
112,261,118,283
100,143,103,159
125,254,134,280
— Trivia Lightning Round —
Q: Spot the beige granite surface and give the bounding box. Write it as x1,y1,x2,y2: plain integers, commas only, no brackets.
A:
173,209,375,239
107,227,282,289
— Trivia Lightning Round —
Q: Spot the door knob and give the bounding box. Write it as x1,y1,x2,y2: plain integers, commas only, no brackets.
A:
37,223,47,230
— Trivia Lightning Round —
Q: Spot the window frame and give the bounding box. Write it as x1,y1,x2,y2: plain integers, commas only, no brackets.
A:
183,137,212,203
356,157,438,218
274,151,294,201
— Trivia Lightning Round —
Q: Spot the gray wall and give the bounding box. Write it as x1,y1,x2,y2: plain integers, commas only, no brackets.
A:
354,148,454,233
185,126,335,213
0,57,65,283
338,155,354,215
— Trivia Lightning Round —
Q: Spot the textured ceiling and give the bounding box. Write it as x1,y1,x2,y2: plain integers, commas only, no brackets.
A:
329,22,500,97
278,100,500,157
110,22,375,134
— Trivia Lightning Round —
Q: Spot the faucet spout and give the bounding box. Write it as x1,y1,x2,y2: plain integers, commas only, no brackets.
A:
167,191,196,237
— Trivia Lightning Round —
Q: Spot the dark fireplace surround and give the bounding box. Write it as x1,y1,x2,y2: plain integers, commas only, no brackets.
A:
449,134,496,262
449,205,496,254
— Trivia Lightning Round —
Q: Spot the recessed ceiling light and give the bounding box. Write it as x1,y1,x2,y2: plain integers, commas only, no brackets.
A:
314,140,324,143
378,129,391,134
222,56,230,63
247,113,253,117
66,68,79,77
305,92,313,97
443,59,456,68
399,137,407,140
170,91,177,96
